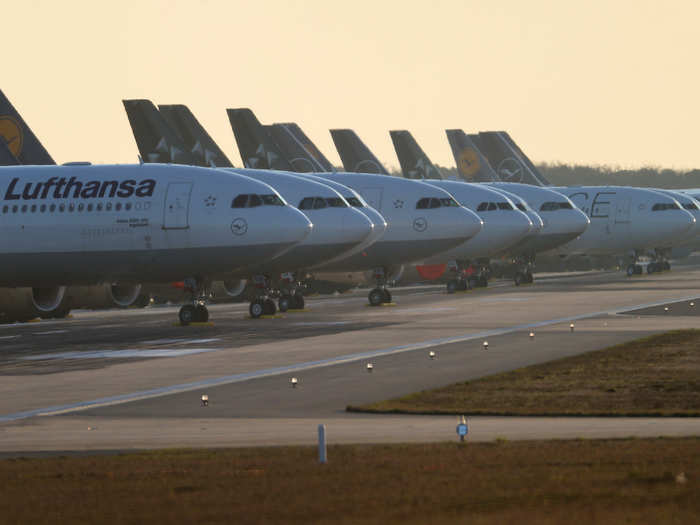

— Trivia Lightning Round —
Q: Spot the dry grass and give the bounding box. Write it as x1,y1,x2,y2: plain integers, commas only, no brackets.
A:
349,329,700,416
0,438,698,524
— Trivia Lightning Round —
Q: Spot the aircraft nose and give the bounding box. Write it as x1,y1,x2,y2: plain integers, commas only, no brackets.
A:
341,208,374,245
283,206,314,245
459,207,484,241
516,211,534,237
572,209,590,234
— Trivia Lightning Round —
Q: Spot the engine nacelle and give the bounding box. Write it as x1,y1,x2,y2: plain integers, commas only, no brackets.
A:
0,286,66,322
65,283,143,309
219,279,248,298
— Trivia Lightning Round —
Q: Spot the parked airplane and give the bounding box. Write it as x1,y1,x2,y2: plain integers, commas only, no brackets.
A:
124,100,375,316
465,129,696,275
226,109,484,305
0,163,312,324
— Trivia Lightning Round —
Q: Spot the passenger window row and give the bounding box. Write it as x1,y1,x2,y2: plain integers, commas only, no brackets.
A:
231,194,285,208
2,201,140,214
416,197,460,209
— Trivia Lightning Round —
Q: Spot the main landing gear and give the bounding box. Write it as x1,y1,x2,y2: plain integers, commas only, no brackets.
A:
178,278,211,326
647,249,671,274
368,267,393,306
445,260,490,294
247,273,306,319
513,255,534,286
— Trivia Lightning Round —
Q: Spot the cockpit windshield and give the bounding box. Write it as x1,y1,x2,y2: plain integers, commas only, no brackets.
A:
652,202,680,211
232,193,285,208
540,201,573,211
346,196,363,207
416,197,458,209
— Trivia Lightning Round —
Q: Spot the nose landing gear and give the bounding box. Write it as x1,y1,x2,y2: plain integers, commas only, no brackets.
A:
513,256,534,286
178,278,211,326
368,267,394,306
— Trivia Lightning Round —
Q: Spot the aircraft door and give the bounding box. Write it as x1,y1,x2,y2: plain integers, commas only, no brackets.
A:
163,182,193,229
358,187,384,211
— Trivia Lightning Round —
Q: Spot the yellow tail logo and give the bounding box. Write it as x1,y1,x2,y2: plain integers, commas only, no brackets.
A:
0,116,23,157
457,148,480,179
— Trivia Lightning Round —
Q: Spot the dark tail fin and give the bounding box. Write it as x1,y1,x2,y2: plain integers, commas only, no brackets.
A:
0,139,20,165
226,108,292,170
444,129,499,182
329,129,389,174
265,123,331,172
122,99,193,164
278,123,335,171
473,131,549,185
157,104,233,167
0,89,55,165
389,130,443,180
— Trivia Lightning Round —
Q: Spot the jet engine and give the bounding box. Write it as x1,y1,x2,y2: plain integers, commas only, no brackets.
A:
218,279,248,298
64,283,143,310
0,286,67,323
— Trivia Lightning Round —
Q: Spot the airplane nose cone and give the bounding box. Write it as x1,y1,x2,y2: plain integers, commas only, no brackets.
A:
341,208,374,245
285,206,314,244
528,211,543,233
460,207,483,240
572,209,590,234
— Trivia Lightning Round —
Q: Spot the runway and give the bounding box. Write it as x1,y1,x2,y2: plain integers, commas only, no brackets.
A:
1,267,700,451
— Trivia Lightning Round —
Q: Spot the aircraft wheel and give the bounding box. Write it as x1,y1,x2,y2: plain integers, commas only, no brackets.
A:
179,304,196,326
264,298,277,315
446,280,458,294
478,274,489,287
626,264,636,277
525,271,534,284
368,288,384,306
278,295,290,313
249,300,265,319
382,288,392,304
194,304,209,323
514,272,523,286
663,261,671,271
293,292,305,310
133,293,152,308
635,264,643,275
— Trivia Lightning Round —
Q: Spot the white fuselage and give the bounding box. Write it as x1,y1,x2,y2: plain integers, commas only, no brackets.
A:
0,163,312,286
550,186,695,255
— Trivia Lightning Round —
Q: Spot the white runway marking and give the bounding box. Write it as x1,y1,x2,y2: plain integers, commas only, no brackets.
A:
0,335,19,340
32,330,69,335
1,293,697,422
291,321,349,327
141,338,220,345
21,348,220,361
394,307,457,314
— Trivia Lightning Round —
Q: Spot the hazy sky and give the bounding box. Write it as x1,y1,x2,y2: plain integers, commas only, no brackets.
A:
4,0,699,170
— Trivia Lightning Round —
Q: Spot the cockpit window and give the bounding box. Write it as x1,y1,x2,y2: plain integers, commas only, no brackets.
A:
313,197,328,209
487,202,497,211
476,202,488,212
683,202,698,210
232,193,280,208
440,198,460,207
497,202,513,210
560,202,573,209
325,197,347,208
540,201,572,211
416,198,430,209
515,203,527,212
652,202,680,211
299,197,332,210
261,194,284,206
346,197,363,207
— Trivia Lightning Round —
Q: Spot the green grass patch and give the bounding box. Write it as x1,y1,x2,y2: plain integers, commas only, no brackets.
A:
0,438,697,524
349,329,700,416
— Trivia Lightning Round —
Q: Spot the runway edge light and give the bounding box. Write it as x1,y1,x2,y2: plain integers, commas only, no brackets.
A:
201,394,209,407
482,341,489,350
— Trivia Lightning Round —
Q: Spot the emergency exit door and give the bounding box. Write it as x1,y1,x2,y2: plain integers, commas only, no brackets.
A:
163,182,193,229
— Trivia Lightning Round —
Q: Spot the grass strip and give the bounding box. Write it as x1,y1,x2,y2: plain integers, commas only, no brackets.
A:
349,329,700,416
0,438,697,524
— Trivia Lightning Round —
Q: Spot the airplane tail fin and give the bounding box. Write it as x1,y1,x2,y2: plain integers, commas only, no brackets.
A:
0,89,55,165
226,108,292,170
264,123,324,172
0,139,20,165
473,131,550,186
122,99,193,164
445,129,499,182
389,130,443,180
329,129,389,174
265,123,335,172
158,105,234,168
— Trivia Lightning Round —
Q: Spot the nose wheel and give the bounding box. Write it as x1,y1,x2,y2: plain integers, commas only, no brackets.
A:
249,296,278,318
368,287,392,306
178,303,209,326
178,278,212,326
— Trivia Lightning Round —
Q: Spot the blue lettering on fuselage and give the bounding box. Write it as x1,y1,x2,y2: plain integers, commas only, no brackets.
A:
3,177,156,201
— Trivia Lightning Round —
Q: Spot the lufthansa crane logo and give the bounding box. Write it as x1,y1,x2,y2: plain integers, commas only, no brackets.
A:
458,148,480,178
497,158,524,182
413,217,428,232
231,217,248,236
0,116,23,157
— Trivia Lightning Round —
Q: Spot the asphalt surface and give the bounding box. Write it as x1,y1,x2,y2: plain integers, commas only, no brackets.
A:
1,267,700,452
